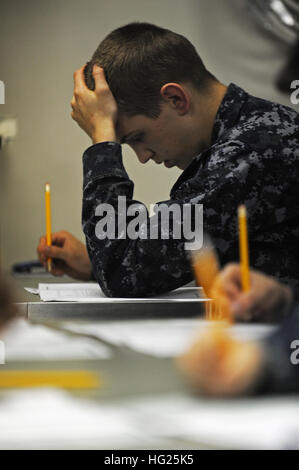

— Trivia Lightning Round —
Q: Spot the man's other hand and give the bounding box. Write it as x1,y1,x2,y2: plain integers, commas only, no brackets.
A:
71,65,118,144
37,231,92,281
211,263,293,322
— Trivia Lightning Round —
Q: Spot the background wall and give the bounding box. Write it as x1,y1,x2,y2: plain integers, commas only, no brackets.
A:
0,0,296,270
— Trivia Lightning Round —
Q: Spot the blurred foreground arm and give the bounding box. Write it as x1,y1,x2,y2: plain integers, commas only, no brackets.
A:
178,325,264,396
178,264,299,396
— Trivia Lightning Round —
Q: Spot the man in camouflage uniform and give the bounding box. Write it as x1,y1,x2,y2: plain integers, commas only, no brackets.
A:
37,23,299,297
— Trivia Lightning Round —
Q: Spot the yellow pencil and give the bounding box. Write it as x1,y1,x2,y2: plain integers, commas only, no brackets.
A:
0,370,101,389
45,183,52,272
191,245,222,320
238,204,250,292
192,246,219,298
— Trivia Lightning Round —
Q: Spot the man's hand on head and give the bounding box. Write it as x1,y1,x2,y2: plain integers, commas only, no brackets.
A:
71,65,119,144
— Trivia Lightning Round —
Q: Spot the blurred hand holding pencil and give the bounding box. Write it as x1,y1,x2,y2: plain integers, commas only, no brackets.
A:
178,205,256,396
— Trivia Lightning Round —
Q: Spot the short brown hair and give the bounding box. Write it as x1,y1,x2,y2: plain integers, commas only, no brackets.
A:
84,22,216,118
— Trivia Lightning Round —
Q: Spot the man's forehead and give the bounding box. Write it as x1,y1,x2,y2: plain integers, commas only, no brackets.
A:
117,113,149,142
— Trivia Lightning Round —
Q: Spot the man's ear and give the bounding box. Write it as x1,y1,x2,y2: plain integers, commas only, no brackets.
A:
160,83,190,115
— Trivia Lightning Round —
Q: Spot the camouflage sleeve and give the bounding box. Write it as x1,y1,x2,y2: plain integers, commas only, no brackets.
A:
82,142,194,297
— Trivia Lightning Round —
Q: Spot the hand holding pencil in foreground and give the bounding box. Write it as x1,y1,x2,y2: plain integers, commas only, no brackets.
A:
230,264,292,321
191,204,251,321
191,240,231,321
214,264,293,323
177,264,294,396
177,323,263,397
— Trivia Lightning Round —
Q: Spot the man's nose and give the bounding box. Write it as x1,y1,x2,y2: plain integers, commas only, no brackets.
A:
137,150,153,164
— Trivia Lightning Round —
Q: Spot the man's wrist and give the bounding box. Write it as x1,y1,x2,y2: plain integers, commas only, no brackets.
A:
92,135,118,145
91,122,118,145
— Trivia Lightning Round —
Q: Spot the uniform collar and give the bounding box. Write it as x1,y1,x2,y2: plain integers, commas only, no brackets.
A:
170,83,248,197
210,83,248,145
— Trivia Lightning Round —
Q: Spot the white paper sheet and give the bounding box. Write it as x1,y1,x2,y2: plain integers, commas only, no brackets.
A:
38,283,106,301
58,319,277,358
24,287,39,295
24,283,204,302
0,389,298,449
0,389,148,450
1,319,112,361
123,393,299,450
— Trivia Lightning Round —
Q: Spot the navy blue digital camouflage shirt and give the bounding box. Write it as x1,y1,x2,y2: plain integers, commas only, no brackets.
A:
82,83,299,297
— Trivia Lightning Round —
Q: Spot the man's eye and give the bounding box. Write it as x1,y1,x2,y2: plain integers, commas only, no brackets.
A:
129,134,144,144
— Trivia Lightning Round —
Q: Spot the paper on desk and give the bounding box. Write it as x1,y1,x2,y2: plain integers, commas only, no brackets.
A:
24,287,39,295
24,283,203,302
1,389,298,449
58,319,277,358
1,318,112,361
123,393,299,450
38,283,106,301
0,389,151,450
